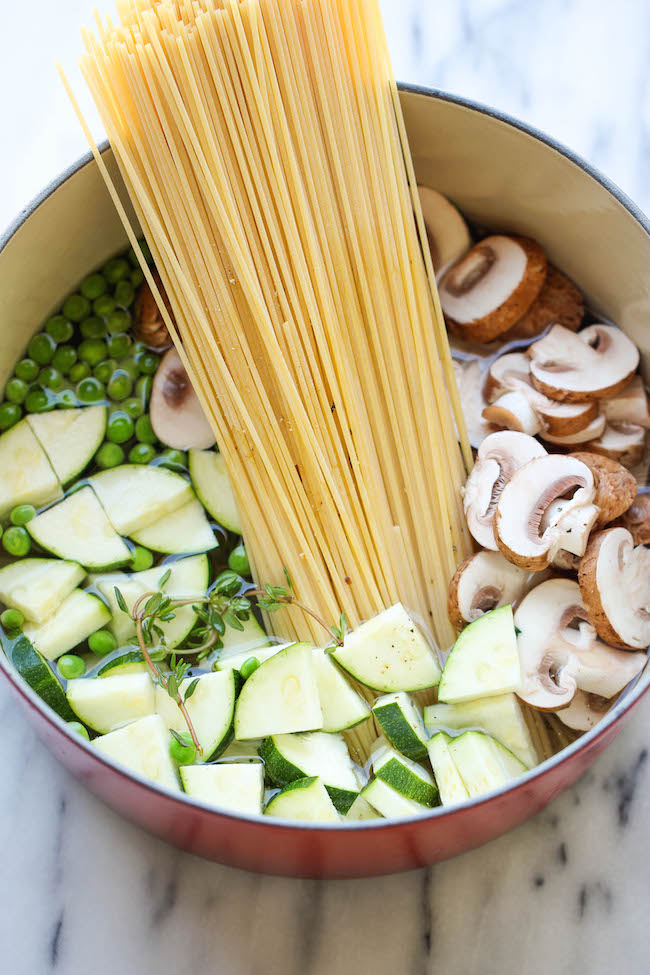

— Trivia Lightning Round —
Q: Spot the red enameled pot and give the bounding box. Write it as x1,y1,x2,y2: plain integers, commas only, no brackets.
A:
1,85,648,878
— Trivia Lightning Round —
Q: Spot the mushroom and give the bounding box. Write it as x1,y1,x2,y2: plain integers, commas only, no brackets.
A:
528,324,640,402
485,352,598,436
133,273,173,350
569,452,637,527
555,690,611,732
542,412,606,447
447,549,530,630
612,493,650,545
453,358,499,449
514,577,646,711
417,186,472,276
482,390,542,436
149,348,217,450
578,527,650,650
551,550,582,572
603,375,650,428
585,422,647,468
506,265,585,340
494,454,598,569
439,235,547,343
463,431,547,550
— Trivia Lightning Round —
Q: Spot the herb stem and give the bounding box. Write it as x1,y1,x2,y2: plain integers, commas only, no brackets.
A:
246,589,343,646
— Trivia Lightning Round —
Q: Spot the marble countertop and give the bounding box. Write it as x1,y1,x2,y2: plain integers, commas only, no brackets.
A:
1,1,650,973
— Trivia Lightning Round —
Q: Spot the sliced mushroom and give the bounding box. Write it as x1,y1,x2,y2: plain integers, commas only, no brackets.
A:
528,324,640,402
579,527,650,650
150,348,217,450
514,577,645,711
439,235,547,343
556,690,611,732
569,452,637,527
482,390,541,436
603,376,650,428
447,549,530,630
494,454,597,570
486,352,598,436
542,412,606,447
417,186,471,276
612,493,650,545
506,265,585,340
551,549,582,572
453,358,499,449
585,422,647,468
463,431,547,550
134,273,173,350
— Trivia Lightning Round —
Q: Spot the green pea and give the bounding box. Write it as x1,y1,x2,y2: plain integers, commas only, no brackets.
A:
57,389,79,409
78,338,108,367
76,377,105,404
15,358,39,382
239,656,260,680
0,608,24,631
107,309,131,334
52,345,77,374
67,721,90,740
118,358,139,381
0,403,22,430
128,443,156,465
130,267,144,288
130,545,154,572
88,629,118,656
38,367,64,392
93,295,115,318
107,333,132,359
25,389,55,413
107,411,134,444
69,362,90,383
95,442,125,469
135,375,153,405
134,414,156,444
46,315,74,344
107,370,133,402
104,257,131,284
5,378,28,404
114,280,135,307
63,293,91,323
28,333,56,365
169,733,196,765
157,448,187,472
80,316,106,340
136,351,160,375
2,527,31,557
228,544,250,577
80,272,108,300
10,504,36,526
93,360,116,384
121,396,144,419
57,654,86,680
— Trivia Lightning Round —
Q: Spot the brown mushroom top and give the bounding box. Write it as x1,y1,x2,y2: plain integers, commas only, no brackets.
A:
612,494,650,545
134,272,173,350
569,452,637,527
579,527,650,650
528,324,640,402
506,265,584,340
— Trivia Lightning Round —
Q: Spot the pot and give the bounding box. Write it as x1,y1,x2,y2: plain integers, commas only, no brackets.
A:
0,85,648,878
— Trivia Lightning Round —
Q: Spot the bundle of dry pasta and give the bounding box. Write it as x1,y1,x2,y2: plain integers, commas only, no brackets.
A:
76,0,472,651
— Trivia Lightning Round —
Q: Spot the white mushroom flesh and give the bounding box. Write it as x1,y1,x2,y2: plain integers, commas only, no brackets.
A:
556,691,611,731
586,422,647,468
440,236,528,324
589,528,650,649
603,376,650,428
417,186,472,277
150,348,217,450
542,498,600,556
528,324,640,401
482,390,542,436
452,359,498,449
448,550,530,628
542,412,606,446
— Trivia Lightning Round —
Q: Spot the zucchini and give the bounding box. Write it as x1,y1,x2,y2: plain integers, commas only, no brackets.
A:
0,558,84,623
189,449,241,533
332,603,441,692
447,730,527,798
66,672,155,733
89,464,194,536
0,418,62,518
234,643,322,739
426,733,470,806
97,650,148,678
180,763,264,816
27,406,107,484
94,573,141,646
93,713,179,790
27,487,132,570
259,731,360,813
423,694,538,768
438,605,520,704
371,691,428,761
371,744,438,808
214,645,284,674
5,634,76,722
22,589,110,660
313,650,370,733
218,739,263,762
212,616,271,667
345,795,383,821
264,776,340,823
155,671,236,761
130,498,217,554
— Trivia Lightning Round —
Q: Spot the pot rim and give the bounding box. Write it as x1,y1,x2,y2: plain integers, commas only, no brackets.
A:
1,83,648,833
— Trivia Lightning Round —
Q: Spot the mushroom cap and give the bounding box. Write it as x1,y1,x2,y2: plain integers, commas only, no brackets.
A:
551,549,582,572
556,690,611,731
453,359,499,449
542,412,606,447
506,265,585,340
578,527,650,650
585,422,647,469
150,348,217,451
417,186,472,277
133,273,173,351
494,454,596,570
482,391,541,436
603,376,650,428
528,324,640,402
439,235,547,343
612,493,650,545
447,549,531,630
463,431,547,550
569,452,637,527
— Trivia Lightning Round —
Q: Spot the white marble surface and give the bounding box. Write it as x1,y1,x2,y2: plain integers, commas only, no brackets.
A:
1,2,650,973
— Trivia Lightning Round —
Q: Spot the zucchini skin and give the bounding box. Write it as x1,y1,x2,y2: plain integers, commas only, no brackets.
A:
6,634,77,723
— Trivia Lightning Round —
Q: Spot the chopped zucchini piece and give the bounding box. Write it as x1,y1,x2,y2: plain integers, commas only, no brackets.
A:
22,589,110,660
6,634,76,722
260,731,360,813
371,691,428,761
93,714,179,790
0,419,62,517
66,672,154,733
0,558,84,623
423,694,538,768
90,464,194,536
180,763,264,816
234,643,322,739
27,487,131,570
447,730,527,798
371,744,438,808
264,777,340,823
27,405,107,484
189,449,241,533
155,671,236,761
426,733,470,806
130,497,217,554
438,605,520,704
312,650,370,732
345,795,383,821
